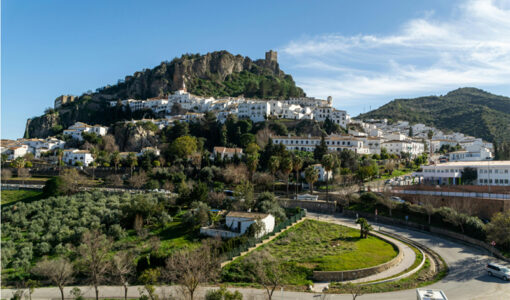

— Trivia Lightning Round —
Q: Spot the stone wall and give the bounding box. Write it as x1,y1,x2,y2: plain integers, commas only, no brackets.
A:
312,233,403,281
392,192,509,219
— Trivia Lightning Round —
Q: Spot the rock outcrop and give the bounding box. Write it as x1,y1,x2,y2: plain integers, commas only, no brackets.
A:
113,123,159,152
24,50,305,138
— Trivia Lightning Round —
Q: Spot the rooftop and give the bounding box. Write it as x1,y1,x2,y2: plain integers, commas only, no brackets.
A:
226,211,269,219
424,161,510,167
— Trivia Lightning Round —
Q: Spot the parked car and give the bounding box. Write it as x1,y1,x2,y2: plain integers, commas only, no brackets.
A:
391,196,405,203
487,263,510,281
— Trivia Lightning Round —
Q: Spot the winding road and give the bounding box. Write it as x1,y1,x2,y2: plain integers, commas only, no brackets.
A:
2,213,509,299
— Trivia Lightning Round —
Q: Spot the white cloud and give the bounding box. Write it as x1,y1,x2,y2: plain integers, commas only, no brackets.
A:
280,0,510,112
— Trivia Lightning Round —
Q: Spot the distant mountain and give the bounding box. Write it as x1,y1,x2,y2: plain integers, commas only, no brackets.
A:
25,50,305,138
357,88,510,157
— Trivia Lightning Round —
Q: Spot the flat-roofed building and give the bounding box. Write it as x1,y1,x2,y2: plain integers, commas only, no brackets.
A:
415,161,510,186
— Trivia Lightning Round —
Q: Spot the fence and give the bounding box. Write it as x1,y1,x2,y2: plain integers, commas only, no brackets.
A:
222,209,306,261
394,189,510,200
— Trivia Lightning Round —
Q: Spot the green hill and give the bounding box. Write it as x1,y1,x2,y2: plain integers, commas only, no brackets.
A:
25,50,305,138
358,88,510,158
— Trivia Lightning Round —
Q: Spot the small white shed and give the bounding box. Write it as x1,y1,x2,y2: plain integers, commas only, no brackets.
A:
225,211,275,238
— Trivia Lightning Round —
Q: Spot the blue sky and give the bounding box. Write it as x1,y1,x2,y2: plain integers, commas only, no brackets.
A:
2,0,510,139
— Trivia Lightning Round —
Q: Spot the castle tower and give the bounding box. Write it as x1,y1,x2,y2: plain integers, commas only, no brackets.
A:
265,50,278,63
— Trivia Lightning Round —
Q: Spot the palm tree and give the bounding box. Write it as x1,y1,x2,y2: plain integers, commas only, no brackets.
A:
56,148,64,174
269,156,280,192
304,166,318,194
280,156,293,197
292,156,303,196
321,154,335,202
111,151,121,173
127,153,137,177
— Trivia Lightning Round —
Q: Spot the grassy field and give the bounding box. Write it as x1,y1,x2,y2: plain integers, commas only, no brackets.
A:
1,189,44,205
222,219,398,286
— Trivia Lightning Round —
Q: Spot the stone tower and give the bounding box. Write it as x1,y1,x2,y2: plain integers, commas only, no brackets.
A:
265,50,278,63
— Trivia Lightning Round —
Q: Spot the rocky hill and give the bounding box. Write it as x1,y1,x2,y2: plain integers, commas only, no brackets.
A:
25,50,305,138
357,87,510,158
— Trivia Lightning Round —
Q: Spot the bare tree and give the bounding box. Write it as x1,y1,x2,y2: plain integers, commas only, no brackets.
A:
1,168,12,179
342,282,364,300
128,171,149,189
59,168,87,194
102,134,119,152
109,251,136,300
106,174,124,187
419,197,437,225
31,257,74,300
242,250,284,300
222,164,248,185
379,189,398,217
164,241,220,300
77,229,113,300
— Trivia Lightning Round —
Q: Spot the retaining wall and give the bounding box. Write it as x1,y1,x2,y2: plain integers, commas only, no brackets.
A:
278,199,336,213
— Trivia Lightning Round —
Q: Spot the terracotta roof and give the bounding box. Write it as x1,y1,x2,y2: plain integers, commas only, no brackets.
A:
226,211,270,219
214,147,243,154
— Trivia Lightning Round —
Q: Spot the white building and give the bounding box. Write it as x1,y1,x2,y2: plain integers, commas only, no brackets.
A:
63,122,108,141
17,137,66,157
212,147,244,160
428,139,459,153
309,164,333,182
5,144,29,160
314,107,349,128
448,147,493,162
271,134,372,154
238,100,270,122
416,161,510,186
138,147,160,157
63,149,94,166
200,212,275,239
382,140,425,157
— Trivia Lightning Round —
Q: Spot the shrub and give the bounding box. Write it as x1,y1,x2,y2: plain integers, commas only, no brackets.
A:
360,192,379,206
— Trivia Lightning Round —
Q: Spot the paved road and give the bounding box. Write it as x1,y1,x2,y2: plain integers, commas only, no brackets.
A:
2,213,510,300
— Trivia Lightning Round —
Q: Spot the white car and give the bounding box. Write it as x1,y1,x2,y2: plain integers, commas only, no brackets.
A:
487,263,510,281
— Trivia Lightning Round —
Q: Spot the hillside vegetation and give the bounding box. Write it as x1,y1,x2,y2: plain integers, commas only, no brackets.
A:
358,88,510,158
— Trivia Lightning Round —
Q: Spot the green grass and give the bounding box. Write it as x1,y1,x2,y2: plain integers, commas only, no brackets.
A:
1,190,44,205
222,219,398,286
2,177,50,182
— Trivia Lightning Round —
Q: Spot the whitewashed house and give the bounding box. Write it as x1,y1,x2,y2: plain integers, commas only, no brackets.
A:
5,144,29,160
212,147,243,159
382,140,425,157
238,100,270,122
63,149,94,166
200,212,275,239
63,122,108,141
308,164,333,182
